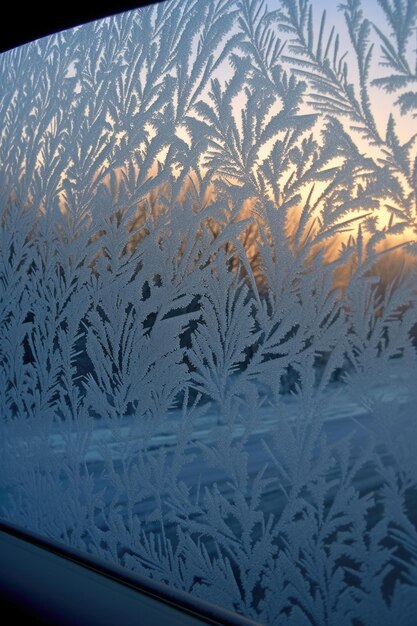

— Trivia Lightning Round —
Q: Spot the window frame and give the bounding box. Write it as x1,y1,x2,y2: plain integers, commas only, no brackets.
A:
0,521,261,625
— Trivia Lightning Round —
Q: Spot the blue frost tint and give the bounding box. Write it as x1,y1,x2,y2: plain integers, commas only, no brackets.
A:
1,1,417,623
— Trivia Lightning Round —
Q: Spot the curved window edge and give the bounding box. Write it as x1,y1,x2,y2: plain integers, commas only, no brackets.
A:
0,521,261,626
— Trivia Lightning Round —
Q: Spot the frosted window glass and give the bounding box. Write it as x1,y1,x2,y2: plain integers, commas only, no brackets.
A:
1,1,417,622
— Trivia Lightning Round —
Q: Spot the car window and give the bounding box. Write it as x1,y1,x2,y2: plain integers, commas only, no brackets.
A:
1,1,417,623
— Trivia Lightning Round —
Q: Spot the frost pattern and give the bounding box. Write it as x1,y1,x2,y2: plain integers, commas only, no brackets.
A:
1,1,417,623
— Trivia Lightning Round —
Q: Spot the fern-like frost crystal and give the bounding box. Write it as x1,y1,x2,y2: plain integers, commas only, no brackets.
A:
1,1,417,623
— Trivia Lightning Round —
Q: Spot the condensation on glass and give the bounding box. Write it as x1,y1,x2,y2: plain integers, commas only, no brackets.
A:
1,1,417,623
